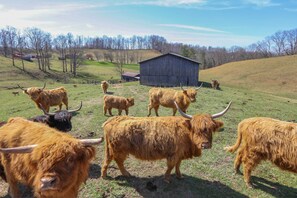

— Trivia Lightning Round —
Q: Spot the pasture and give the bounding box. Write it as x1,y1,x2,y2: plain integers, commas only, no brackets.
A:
0,56,297,197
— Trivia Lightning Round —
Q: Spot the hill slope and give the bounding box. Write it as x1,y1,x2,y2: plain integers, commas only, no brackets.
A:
200,55,297,98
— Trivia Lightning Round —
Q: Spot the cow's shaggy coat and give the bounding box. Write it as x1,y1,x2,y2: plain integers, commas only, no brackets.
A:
147,87,198,116
225,117,297,188
101,115,224,182
24,87,68,112
103,95,134,116
101,81,109,94
0,117,96,198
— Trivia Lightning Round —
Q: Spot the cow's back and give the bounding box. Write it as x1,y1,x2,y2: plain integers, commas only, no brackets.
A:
104,116,192,160
149,88,177,108
41,87,67,105
104,95,127,109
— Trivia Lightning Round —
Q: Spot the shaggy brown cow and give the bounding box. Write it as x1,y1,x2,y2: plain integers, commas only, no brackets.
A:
18,83,68,112
211,80,220,90
101,81,109,94
103,95,134,116
224,117,297,188
147,84,202,116
101,101,231,182
0,117,103,198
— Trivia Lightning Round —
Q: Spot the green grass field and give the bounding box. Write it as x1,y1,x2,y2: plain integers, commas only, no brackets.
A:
0,55,296,197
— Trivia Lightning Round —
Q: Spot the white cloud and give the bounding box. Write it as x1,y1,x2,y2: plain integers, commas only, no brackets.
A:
158,24,228,33
243,0,280,7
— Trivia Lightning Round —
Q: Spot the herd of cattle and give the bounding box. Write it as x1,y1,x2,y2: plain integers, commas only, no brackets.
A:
0,80,296,197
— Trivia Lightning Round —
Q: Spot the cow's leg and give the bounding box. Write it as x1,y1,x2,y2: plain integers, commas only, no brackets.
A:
164,158,177,183
154,105,159,117
118,109,122,115
59,104,62,110
242,151,261,188
63,97,69,110
46,106,50,113
103,105,107,115
234,148,244,174
125,109,128,115
147,104,153,117
101,140,114,179
175,159,183,179
108,108,113,116
114,154,131,177
173,108,177,116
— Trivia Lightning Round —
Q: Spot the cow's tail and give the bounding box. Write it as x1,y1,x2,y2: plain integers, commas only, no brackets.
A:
224,124,243,153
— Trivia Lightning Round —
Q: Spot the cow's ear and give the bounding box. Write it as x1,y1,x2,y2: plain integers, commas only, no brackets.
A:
214,120,224,132
80,146,96,161
182,120,191,130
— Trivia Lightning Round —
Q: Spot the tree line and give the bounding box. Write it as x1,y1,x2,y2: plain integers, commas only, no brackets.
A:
0,26,296,75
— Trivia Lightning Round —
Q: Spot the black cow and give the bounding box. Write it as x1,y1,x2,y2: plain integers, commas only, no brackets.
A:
28,101,83,132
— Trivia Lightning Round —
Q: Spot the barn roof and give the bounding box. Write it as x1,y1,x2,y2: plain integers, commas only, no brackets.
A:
122,72,140,77
139,53,200,64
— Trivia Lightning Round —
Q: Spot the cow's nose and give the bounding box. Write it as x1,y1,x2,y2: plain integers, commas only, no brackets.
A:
40,177,57,190
201,142,211,149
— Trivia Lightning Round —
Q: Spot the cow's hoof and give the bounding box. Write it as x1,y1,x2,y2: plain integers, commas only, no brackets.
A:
247,183,254,189
176,174,183,179
122,171,131,177
164,177,171,183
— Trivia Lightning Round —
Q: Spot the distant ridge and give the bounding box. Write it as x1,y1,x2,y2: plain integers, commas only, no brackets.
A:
200,55,297,99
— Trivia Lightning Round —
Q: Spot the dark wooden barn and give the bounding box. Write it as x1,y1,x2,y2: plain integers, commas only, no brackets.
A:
139,53,200,87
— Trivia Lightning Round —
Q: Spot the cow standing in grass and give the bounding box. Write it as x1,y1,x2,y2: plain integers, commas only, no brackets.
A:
0,117,103,198
103,95,134,116
224,117,297,188
101,101,231,182
147,84,202,116
211,80,220,90
18,83,68,112
101,81,109,94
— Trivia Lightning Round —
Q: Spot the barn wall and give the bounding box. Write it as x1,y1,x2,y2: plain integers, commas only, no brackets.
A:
140,54,199,87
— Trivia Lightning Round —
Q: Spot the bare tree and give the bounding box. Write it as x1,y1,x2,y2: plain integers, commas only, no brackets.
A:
16,30,26,70
6,26,17,66
0,28,9,57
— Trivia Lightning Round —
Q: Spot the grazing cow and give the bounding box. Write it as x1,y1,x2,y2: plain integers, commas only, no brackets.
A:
101,101,231,182
211,80,220,90
224,117,297,188
101,81,109,94
30,101,83,132
0,117,103,198
18,83,68,112
103,95,134,116
147,84,202,116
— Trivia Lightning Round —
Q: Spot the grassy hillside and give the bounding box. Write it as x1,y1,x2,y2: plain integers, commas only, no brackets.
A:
200,55,297,99
0,54,297,197
0,82,297,197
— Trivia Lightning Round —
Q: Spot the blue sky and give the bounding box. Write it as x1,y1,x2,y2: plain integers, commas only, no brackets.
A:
0,0,296,47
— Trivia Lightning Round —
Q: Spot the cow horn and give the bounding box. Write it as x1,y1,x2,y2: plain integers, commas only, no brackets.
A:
17,84,26,91
0,144,37,153
180,83,185,91
174,101,192,119
68,101,83,113
41,82,46,90
196,83,203,90
211,101,232,119
79,138,104,146
39,103,56,116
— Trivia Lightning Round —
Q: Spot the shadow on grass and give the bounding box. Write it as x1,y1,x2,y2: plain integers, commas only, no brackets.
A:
252,176,297,198
88,163,102,179
111,174,248,198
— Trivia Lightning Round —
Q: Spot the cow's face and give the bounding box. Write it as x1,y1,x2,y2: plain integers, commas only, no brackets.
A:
46,111,72,132
185,89,197,102
33,143,95,197
24,88,43,100
126,98,135,107
189,114,223,149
